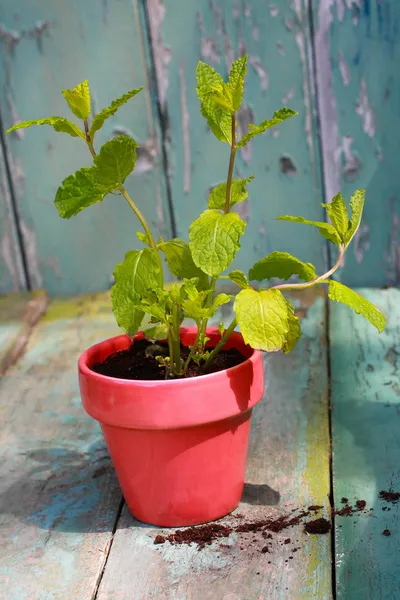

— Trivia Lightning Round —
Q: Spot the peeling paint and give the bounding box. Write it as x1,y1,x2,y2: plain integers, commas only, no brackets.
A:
209,0,223,35
233,0,240,20
197,12,220,64
272,129,280,139
356,78,376,138
249,56,268,92
276,42,285,56
234,198,250,222
252,27,259,41
341,135,361,181
282,88,295,104
135,141,157,174
284,18,293,31
293,1,314,158
387,199,400,284
179,61,191,193
336,0,345,21
20,221,43,288
279,156,297,176
147,0,172,109
315,0,341,201
224,35,234,72
270,6,279,17
1,230,19,291
237,105,255,164
338,53,350,86
354,222,370,263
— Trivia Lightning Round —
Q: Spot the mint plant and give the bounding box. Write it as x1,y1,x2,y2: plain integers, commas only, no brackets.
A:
6,55,386,378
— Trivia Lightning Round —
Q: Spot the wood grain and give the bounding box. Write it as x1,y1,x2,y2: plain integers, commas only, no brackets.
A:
314,0,400,286
330,288,400,598
146,0,327,277
0,0,172,296
0,292,122,600
96,293,332,600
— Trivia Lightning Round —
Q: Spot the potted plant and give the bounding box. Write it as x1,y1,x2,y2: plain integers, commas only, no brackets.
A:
6,56,385,527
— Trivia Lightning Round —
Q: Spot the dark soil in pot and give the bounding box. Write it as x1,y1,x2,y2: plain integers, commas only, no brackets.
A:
91,338,246,380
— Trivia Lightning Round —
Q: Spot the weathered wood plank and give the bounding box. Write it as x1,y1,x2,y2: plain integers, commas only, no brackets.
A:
146,0,327,275
0,290,47,375
96,292,332,599
330,288,400,599
314,0,400,286
0,0,172,296
0,293,123,600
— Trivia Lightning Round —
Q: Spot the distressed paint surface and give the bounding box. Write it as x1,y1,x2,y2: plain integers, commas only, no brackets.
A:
330,289,400,598
314,0,400,286
147,0,326,277
0,0,172,296
0,292,122,600
95,293,332,599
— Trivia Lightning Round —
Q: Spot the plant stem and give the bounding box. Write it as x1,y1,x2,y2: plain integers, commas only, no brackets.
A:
167,332,175,378
171,304,182,376
271,244,346,292
84,119,96,158
118,185,157,250
224,116,237,214
202,317,237,372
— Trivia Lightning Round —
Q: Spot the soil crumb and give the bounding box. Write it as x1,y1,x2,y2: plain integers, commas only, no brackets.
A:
383,529,391,536
304,518,331,534
379,490,400,504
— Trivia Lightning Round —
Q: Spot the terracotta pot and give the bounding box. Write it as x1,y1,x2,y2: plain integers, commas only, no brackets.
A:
78,328,264,527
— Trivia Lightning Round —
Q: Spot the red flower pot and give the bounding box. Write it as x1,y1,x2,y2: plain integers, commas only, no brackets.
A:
78,328,264,527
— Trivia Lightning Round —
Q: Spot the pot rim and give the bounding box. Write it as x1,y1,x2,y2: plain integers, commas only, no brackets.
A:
78,327,260,387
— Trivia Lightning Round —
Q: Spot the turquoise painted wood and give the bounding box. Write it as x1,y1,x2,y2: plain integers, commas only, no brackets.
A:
148,0,327,278
314,0,400,287
0,0,173,296
96,292,332,599
330,288,400,598
0,293,122,600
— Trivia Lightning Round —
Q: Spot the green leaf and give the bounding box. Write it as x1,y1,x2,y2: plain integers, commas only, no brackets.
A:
211,293,232,313
234,288,299,352
6,117,85,140
327,280,386,333
143,323,169,341
136,231,150,245
208,176,254,210
182,296,209,323
276,215,342,246
54,167,107,219
158,238,209,289
62,80,91,120
90,88,143,139
322,192,349,238
281,297,301,353
94,136,137,188
111,248,163,335
197,61,233,143
228,269,250,289
189,209,246,277
249,251,317,282
227,55,248,110
236,107,297,149
344,189,365,247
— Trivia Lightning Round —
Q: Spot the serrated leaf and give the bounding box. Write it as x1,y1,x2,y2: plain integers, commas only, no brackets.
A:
228,269,250,289
6,117,85,140
111,248,163,335
322,192,349,238
328,280,386,332
136,231,150,245
197,61,233,143
200,98,233,143
236,107,297,149
182,296,209,323
143,323,169,341
227,55,248,110
276,215,342,246
94,136,137,188
189,209,246,277
249,251,317,282
211,293,232,313
208,176,254,210
62,80,91,119
234,288,299,352
90,88,143,138
54,167,108,219
158,238,209,290
344,189,365,247
196,60,225,99
282,297,301,353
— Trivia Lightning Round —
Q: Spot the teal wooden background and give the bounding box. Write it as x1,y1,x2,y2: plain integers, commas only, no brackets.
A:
0,0,398,295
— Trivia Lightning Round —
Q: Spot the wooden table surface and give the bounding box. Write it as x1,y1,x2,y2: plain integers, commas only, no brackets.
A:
0,288,399,600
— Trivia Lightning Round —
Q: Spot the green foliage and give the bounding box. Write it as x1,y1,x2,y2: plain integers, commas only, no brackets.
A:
6,117,85,139
62,80,91,119
236,108,297,148
6,57,385,379
189,209,246,277
327,280,386,332
90,88,143,139
249,251,317,282
208,176,254,210
234,288,300,352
